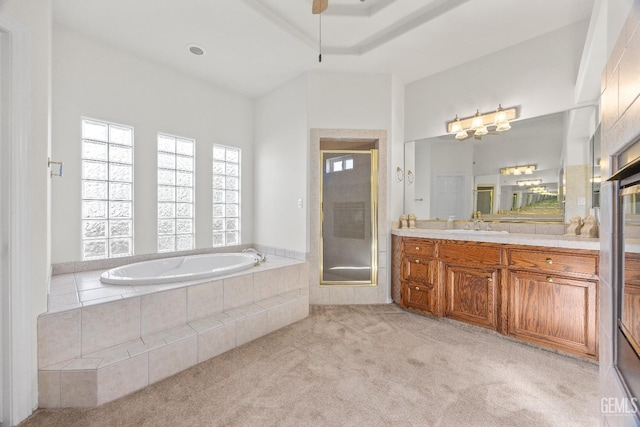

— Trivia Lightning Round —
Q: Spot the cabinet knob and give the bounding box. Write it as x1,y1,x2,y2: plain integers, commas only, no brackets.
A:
546,258,553,265
546,277,553,283
415,286,419,290
487,277,493,282
415,247,420,251
415,259,420,263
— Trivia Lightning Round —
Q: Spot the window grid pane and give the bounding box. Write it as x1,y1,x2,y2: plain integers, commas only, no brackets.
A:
158,134,195,253
212,144,241,247
81,118,134,260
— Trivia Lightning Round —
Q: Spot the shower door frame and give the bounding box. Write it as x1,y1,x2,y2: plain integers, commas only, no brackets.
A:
319,148,378,286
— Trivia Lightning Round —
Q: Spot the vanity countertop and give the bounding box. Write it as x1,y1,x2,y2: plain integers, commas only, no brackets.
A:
392,228,600,251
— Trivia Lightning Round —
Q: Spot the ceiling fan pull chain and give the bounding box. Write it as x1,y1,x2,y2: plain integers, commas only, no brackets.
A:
318,12,322,63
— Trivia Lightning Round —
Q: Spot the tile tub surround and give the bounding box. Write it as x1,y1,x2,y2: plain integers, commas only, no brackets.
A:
38,255,309,408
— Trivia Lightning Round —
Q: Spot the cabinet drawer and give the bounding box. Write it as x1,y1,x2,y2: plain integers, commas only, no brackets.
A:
509,249,597,277
401,282,436,315
439,242,501,266
403,238,435,258
401,257,434,284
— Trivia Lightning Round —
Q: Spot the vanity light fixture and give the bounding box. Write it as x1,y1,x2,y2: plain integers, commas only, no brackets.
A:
447,105,517,141
517,179,542,187
500,164,536,176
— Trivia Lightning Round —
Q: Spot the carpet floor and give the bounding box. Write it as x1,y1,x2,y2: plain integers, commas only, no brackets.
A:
20,304,599,427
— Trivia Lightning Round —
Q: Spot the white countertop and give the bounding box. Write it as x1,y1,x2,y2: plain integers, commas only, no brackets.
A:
392,228,601,251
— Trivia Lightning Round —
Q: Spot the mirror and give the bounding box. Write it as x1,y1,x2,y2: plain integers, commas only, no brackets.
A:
405,112,568,222
591,124,601,208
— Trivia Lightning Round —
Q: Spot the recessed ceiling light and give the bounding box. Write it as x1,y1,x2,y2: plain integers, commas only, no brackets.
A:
186,43,205,56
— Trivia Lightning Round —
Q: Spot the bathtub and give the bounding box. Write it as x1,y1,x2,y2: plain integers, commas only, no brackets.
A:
100,252,261,285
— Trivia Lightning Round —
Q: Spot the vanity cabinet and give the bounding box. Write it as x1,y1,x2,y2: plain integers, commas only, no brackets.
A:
391,236,599,359
440,242,502,330
507,248,598,358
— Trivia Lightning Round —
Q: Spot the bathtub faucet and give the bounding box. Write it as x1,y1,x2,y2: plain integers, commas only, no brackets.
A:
242,248,266,263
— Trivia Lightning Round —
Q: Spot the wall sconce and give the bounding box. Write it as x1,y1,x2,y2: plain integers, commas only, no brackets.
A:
500,164,536,176
517,179,542,186
396,166,404,182
407,170,414,184
447,105,518,141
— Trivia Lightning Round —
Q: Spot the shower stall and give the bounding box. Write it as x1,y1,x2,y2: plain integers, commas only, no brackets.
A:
320,149,378,285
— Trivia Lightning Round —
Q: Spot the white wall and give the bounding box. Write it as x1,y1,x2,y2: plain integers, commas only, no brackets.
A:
307,72,392,131
253,74,309,253
52,26,254,263
390,75,405,227
405,21,590,142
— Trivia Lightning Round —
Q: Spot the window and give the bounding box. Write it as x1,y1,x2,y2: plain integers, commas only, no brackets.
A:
212,145,240,247
81,118,133,260
157,134,195,252
325,155,354,173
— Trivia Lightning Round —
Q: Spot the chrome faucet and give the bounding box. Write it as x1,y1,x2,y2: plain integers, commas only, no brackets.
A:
242,247,266,263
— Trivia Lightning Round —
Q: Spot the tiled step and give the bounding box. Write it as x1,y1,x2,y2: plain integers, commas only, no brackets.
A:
38,261,309,408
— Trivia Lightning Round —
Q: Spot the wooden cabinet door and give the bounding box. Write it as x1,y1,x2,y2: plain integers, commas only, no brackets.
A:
508,271,598,358
444,264,498,330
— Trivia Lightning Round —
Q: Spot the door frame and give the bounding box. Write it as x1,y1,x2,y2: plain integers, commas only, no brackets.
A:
475,185,495,215
319,149,378,286
0,11,34,426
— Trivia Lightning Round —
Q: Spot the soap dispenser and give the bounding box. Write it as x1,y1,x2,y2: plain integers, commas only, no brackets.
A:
446,215,455,229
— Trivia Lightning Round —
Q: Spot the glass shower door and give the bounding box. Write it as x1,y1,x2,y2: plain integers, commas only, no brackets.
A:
320,150,377,285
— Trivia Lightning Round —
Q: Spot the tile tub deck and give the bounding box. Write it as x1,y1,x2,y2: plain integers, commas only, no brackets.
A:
38,255,309,408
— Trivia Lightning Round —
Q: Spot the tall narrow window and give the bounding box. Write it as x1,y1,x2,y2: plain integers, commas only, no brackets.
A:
157,134,195,252
81,118,133,260
212,144,240,247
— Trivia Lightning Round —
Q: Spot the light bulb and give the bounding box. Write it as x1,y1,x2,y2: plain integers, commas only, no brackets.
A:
494,104,511,132
471,110,484,130
455,130,469,140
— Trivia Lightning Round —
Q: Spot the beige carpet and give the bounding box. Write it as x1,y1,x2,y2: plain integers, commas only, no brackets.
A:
20,304,599,426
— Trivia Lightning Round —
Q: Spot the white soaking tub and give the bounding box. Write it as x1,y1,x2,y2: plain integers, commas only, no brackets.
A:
100,252,261,285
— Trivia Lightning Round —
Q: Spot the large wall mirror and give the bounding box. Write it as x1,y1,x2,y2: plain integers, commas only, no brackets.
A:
404,111,597,223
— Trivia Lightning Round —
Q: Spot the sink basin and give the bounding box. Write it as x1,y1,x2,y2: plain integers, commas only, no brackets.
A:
445,229,508,235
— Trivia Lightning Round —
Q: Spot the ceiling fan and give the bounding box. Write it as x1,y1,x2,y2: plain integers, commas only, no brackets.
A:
312,0,328,14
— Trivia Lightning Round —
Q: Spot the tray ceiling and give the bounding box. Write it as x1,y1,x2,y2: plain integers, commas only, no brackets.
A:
53,0,594,98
